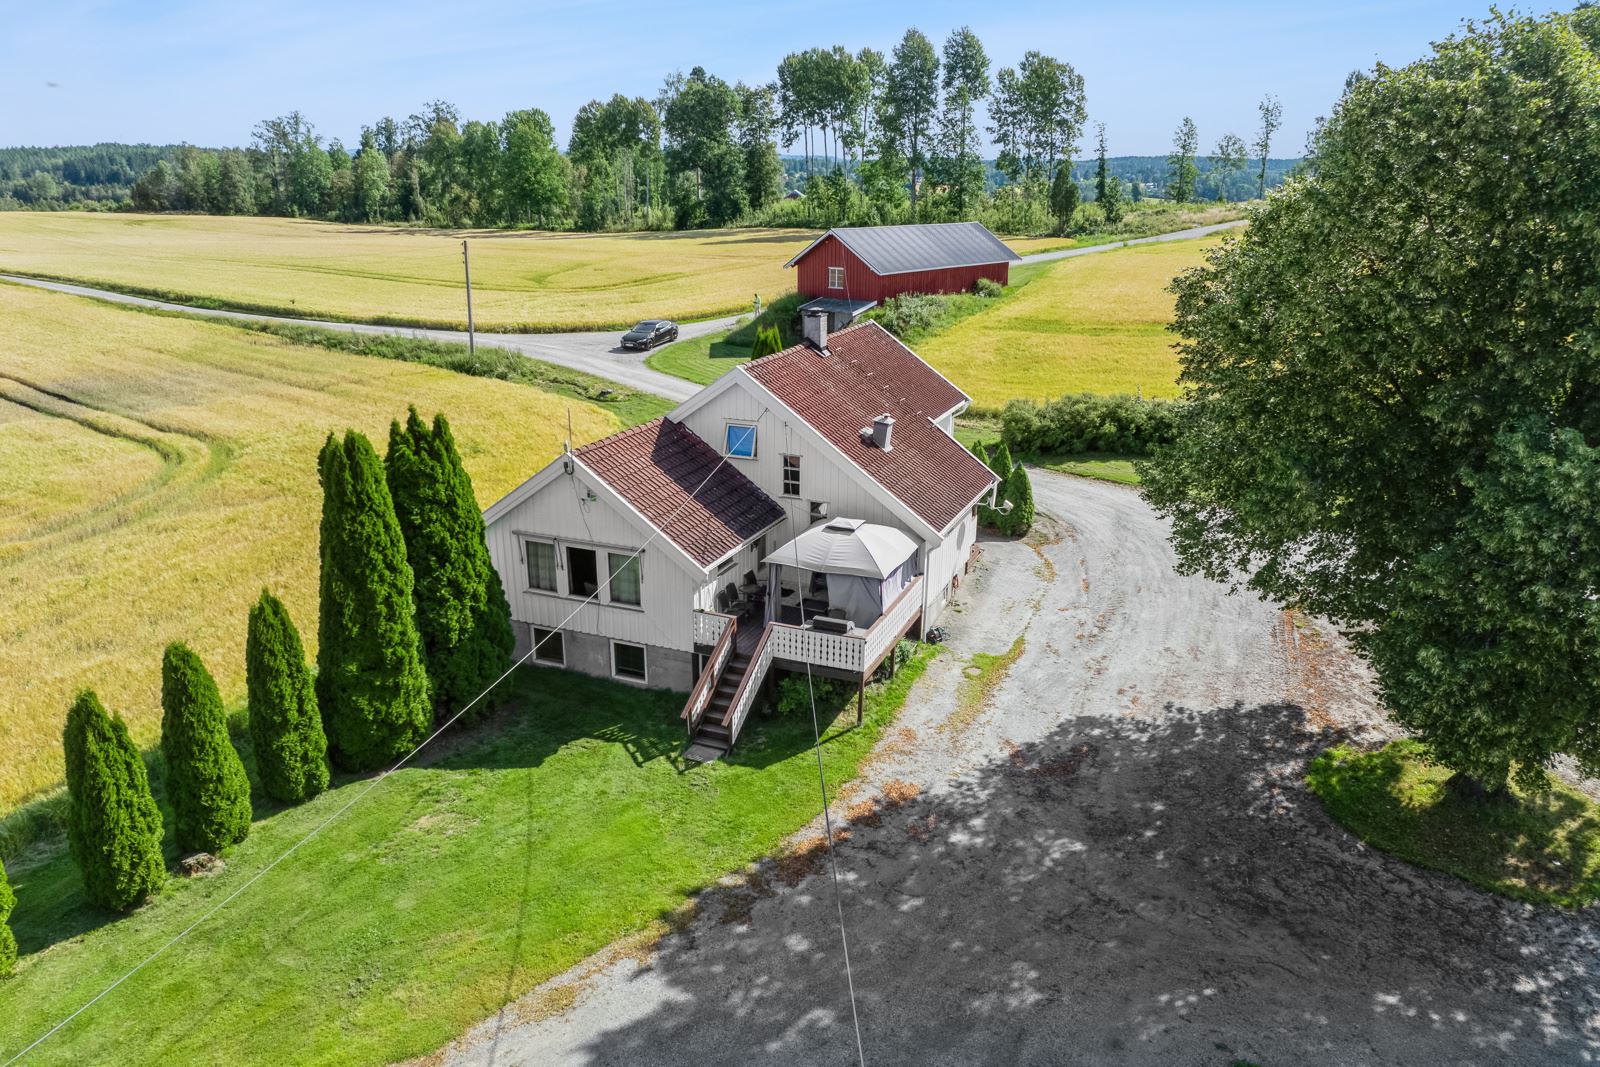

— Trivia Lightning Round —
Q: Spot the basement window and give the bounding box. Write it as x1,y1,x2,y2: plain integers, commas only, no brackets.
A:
827,266,845,289
531,627,565,665
612,640,647,683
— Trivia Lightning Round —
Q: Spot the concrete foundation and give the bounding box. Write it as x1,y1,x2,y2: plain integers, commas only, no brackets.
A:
512,621,694,693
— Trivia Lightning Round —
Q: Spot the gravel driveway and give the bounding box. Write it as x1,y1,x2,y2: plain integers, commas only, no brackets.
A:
434,470,1600,1067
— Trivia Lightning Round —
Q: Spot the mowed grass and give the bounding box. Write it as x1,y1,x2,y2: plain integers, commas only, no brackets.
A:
0,282,619,810
0,654,932,1066
0,213,816,331
917,235,1225,407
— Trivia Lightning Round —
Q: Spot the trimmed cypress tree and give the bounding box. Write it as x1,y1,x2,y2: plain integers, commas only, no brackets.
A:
63,690,165,911
317,430,432,770
386,408,514,717
247,590,329,803
161,643,252,854
0,859,15,974
1002,463,1035,536
750,324,784,358
988,440,1014,481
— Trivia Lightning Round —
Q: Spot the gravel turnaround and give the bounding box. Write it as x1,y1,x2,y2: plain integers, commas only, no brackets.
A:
439,471,1600,1067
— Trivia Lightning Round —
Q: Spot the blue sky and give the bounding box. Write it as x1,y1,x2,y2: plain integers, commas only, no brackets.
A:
1,1,1513,156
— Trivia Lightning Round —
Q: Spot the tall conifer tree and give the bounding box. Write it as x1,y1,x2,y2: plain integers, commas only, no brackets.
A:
161,643,253,854
63,690,165,911
317,431,432,769
0,859,15,974
386,409,514,716
246,590,330,803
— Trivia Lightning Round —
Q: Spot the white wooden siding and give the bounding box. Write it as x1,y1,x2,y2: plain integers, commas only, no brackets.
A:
484,462,704,652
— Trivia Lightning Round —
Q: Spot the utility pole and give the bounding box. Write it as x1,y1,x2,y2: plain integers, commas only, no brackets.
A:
461,239,476,356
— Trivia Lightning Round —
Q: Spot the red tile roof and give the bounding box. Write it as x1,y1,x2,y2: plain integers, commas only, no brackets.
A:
575,418,784,569
742,323,997,532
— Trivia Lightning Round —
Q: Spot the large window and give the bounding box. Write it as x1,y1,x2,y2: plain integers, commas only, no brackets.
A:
607,552,642,606
525,539,557,592
725,422,757,459
782,454,801,497
612,640,647,682
531,627,565,665
827,266,845,289
566,546,599,598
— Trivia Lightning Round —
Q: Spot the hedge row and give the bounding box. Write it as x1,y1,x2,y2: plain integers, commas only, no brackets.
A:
998,393,1183,457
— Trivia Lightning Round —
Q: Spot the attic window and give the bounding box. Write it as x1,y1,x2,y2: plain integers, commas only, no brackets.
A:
724,422,757,459
827,266,845,289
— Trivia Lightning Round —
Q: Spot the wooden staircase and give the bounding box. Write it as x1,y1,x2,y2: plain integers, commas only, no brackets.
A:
687,649,753,757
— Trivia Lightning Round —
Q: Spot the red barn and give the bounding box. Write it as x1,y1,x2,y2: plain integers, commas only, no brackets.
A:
785,222,1021,323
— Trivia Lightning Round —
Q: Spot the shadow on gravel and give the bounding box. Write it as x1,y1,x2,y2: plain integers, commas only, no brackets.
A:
567,702,1600,1066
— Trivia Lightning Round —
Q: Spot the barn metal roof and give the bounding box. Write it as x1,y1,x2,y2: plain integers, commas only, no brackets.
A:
784,221,1022,276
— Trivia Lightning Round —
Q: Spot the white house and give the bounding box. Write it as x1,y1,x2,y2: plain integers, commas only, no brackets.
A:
482,312,998,758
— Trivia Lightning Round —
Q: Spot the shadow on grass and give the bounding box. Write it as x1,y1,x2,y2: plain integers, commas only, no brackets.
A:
1307,739,1600,907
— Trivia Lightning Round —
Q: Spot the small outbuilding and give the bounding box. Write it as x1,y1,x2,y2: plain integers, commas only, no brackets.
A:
785,221,1022,317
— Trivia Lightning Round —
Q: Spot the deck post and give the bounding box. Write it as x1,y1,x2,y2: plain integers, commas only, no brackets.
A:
857,677,865,725
889,642,897,678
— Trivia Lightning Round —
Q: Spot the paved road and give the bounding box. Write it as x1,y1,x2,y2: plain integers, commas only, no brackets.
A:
1,221,1242,407
0,273,708,403
437,470,1599,1067
1017,217,1247,264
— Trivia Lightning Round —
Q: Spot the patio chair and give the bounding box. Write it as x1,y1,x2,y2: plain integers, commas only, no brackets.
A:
739,569,760,595
722,582,751,618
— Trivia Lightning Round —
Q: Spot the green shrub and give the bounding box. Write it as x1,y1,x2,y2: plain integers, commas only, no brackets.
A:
973,277,1003,298
871,293,950,338
1000,393,1182,456
0,858,15,974
775,673,852,715
386,409,515,718
63,690,165,911
1001,464,1035,535
749,323,784,358
726,292,803,349
317,430,433,771
987,440,1014,480
161,643,252,854
246,589,330,804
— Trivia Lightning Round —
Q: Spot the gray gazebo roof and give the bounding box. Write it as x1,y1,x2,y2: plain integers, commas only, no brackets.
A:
763,518,918,579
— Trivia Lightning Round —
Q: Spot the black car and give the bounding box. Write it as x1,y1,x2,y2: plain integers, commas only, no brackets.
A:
621,319,678,350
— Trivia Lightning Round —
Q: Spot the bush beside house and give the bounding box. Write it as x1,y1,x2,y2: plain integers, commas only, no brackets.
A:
63,690,165,911
0,859,15,974
386,409,514,718
247,590,330,804
999,393,1181,455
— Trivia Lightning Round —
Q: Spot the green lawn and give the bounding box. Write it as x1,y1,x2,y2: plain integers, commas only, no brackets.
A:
953,416,1141,486
1307,739,1600,907
0,651,931,1065
646,323,758,385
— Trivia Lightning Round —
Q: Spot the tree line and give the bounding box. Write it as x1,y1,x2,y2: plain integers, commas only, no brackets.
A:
2,407,513,953
100,27,1285,235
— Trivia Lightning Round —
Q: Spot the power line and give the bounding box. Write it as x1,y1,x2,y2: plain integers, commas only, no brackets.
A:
5,416,764,1065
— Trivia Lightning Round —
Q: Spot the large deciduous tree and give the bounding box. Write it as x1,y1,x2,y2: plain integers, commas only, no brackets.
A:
317,430,433,770
386,409,514,717
988,50,1086,194
161,643,253,854
1142,9,1600,795
878,29,940,217
63,690,165,911
1254,93,1282,199
500,108,566,226
247,589,330,803
932,27,990,216
1207,132,1248,201
1166,116,1199,203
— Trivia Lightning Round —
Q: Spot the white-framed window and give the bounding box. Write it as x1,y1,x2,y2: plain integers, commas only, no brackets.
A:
525,539,557,592
717,557,737,576
782,454,801,497
725,421,758,459
809,500,829,523
607,552,642,606
612,640,647,683
531,627,565,665
566,545,600,598
827,266,845,289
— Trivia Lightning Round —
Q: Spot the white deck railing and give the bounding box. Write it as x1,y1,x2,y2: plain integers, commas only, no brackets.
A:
766,576,923,675
863,576,924,671
723,624,775,746
692,609,733,647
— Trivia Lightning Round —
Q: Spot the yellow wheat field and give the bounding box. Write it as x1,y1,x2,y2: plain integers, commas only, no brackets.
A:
0,282,618,809
0,213,1065,332
918,236,1227,408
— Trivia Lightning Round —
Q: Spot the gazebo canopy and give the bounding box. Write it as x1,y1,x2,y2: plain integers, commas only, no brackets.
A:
763,518,917,579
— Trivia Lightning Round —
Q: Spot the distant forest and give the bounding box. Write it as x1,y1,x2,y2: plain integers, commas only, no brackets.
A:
1,26,1298,236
